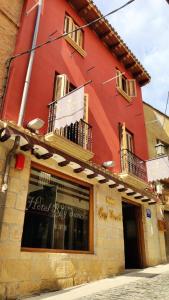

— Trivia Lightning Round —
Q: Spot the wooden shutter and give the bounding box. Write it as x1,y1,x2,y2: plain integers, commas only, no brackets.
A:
70,20,76,41
126,131,134,153
64,15,73,37
83,93,89,123
127,79,137,97
54,74,69,100
76,26,83,48
116,70,122,89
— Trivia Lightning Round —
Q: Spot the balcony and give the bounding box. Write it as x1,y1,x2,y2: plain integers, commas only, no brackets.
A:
45,103,94,161
121,149,147,182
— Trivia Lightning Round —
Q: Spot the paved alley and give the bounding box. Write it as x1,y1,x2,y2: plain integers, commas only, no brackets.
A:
27,264,169,300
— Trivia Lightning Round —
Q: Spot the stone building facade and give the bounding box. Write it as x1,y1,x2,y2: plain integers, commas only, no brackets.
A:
0,125,166,299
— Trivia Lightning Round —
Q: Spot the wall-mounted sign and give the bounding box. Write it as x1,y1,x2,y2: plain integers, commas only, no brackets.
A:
106,197,115,206
146,208,151,218
98,207,122,221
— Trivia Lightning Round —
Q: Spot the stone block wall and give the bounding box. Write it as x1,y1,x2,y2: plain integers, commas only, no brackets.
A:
0,141,167,299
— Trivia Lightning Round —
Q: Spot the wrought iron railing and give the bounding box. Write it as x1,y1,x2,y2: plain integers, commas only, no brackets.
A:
48,103,92,151
121,149,147,181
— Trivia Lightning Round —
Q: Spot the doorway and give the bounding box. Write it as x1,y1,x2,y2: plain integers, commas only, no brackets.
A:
122,201,144,269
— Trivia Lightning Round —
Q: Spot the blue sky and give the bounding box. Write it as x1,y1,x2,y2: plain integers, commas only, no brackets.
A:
94,0,169,115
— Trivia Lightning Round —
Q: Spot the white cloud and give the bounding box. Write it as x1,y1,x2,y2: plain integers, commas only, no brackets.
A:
94,0,169,115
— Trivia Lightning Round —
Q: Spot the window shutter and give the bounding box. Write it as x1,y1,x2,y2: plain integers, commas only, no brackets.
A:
76,26,83,48
116,70,122,89
64,16,70,33
70,21,76,41
127,79,137,97
64,16,73,37
83,93,89,123
54,74,69,100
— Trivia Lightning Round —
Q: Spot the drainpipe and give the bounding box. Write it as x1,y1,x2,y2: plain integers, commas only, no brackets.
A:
0,1,42,193
17,0,43,126
1,136,20,193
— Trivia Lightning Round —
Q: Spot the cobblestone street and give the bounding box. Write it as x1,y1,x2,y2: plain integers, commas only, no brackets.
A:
77,271,169,300
27,264,169,300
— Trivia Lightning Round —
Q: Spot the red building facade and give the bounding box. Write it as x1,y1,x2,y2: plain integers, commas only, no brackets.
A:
1,0,150,175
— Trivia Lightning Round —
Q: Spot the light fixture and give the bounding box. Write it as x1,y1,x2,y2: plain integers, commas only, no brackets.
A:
155,142,166,156
27,118,45,131
156,181,163,195
102,161,115,168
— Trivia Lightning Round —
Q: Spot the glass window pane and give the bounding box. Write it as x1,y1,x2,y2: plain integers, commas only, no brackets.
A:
21,167,91,251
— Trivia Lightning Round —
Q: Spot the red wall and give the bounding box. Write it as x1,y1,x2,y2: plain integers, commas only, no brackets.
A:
2,0,148,173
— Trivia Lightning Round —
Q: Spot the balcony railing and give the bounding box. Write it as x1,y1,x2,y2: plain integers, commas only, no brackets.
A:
121,149,147,181
48,103,92,151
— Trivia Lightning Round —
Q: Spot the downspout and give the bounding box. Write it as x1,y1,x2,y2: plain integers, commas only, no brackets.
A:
0,1,42,194
1,135,20,193
18,0,43,126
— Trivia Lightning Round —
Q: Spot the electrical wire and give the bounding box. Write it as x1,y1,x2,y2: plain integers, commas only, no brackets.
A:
9,0,135,61
162,91,169,128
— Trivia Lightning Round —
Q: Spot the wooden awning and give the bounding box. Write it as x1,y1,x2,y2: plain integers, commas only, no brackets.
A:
0,121,156,204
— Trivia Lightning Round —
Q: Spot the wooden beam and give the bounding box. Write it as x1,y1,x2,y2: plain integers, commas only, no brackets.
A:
117,53,127,60
109,183,118,188
20,143,33,151
125,62,136,69
40,153,53,160
98,179,109,184
110,42,120,50
78,4,90,14
139,79,149,86
87,173,98,179
134,195,144,200
99,30,110,39
118,187,128,192
141,198,150,202
133,70,142,77
58,160,70,167
126,191,136,196
74,167,85,173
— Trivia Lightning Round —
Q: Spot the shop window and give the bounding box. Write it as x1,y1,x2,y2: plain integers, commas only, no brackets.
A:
64,14,86,57
21,165,93,252
116,69,137,101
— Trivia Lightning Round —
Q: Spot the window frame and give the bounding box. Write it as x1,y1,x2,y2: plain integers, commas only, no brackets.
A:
21,161,94,254
64,13,87,57
116,69,137,102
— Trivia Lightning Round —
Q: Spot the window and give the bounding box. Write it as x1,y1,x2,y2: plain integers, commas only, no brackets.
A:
126,130,134,153
21,165,93,252
64,14,86,57
116,69,137,101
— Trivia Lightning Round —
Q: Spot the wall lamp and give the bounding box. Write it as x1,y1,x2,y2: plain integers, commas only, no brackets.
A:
102,161,115,168
27,118,45,132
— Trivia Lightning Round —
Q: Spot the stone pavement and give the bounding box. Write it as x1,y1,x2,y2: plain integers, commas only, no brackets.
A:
27,264,169,300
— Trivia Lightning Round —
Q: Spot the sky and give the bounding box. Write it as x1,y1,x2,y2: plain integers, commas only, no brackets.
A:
94,0,169,115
